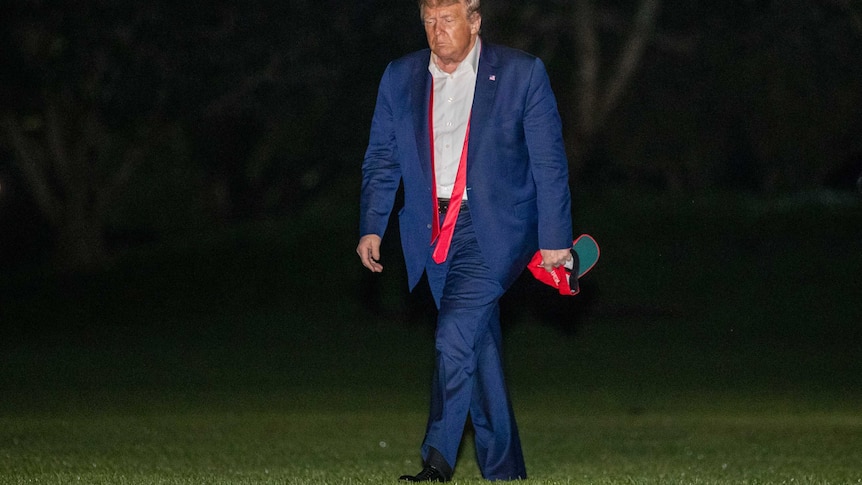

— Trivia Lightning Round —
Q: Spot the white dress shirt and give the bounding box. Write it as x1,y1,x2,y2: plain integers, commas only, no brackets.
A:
428,37,481,200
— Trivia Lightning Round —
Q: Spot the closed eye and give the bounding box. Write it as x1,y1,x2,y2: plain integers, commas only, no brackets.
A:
424,16,457,25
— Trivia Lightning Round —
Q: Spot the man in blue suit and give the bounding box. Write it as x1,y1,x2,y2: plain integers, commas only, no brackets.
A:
357,0,573,481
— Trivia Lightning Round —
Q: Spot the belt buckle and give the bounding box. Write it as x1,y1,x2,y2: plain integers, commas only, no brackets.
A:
438,198,450,214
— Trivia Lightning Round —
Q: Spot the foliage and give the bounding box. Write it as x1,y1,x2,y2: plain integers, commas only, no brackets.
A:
596,0,862,191
0,0,407,269
1,0,861,270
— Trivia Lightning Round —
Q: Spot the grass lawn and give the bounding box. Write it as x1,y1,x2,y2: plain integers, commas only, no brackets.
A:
3,406,861,484
2,185,861,484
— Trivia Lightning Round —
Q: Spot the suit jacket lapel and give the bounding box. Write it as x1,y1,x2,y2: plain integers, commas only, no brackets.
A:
469,43,499,171
411,57,433,186
411,44,498,188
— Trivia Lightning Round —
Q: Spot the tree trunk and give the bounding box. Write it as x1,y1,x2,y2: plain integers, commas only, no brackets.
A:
2,93,112,272
570,0,661,173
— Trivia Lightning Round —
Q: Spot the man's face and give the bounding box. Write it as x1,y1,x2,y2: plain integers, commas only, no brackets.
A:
422,2,481,70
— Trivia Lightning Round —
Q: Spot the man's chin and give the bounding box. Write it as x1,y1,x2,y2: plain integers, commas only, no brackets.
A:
433,48,457,61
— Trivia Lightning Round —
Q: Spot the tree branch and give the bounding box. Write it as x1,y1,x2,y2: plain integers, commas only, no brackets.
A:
1,114,61,225
97,122,154,216
595,8,695,56
573,0,601,136
599,0,662,125
203,52,283,117
43,93,76,196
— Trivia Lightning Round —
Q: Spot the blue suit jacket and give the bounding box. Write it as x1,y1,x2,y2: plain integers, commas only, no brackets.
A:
360,42,573,291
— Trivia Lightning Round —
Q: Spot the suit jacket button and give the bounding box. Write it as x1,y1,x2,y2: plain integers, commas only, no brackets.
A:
427,224,432,229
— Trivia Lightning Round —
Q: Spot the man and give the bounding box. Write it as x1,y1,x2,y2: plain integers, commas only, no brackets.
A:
356,0,573,481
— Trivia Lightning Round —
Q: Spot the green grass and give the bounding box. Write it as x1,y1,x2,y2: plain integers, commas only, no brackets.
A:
2,407,861,484
2,185,861,483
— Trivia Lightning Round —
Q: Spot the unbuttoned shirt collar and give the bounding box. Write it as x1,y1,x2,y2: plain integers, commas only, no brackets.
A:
428,38,480,200
428,36,481,78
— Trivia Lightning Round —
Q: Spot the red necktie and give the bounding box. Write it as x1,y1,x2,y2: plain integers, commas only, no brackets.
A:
429,80,470,264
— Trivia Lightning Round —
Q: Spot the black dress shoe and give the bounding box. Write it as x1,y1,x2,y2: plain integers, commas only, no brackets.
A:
399,465,449,482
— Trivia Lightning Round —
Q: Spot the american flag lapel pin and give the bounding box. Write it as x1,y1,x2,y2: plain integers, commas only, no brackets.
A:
489,75,496,81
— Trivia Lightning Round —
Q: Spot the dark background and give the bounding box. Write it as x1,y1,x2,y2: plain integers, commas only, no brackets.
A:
1,1,861,406
2,0,860,274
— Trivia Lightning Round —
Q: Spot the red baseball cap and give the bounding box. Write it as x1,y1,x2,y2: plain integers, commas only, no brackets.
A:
527,249,580,295
527,234,600,296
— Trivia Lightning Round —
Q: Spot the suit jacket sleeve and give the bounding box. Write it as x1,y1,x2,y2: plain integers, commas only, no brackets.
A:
524,57,573,250
359,64,401,239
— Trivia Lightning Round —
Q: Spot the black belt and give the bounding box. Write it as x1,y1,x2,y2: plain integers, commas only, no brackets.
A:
437,198,468,214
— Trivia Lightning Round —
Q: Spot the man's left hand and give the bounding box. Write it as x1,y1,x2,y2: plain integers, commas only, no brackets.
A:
539,248,572,273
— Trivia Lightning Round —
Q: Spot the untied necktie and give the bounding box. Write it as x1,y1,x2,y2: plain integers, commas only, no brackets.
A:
429,79,471,264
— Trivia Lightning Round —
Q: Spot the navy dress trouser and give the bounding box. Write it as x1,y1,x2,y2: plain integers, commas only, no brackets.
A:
422,207,527,481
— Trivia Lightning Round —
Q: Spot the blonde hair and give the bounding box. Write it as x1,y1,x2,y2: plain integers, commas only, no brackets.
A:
418,0,481,20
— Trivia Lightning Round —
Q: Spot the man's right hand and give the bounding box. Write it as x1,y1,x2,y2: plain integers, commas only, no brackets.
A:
356,234,383,273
